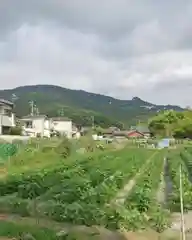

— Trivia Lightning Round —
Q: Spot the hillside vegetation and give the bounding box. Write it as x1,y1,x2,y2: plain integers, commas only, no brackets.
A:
0,84,184,127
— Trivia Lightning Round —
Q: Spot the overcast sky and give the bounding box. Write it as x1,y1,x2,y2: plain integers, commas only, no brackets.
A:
0,0,192,106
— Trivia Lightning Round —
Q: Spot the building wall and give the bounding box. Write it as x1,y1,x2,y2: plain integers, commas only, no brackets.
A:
44,119,51,130
52,120,72,138
32,118,45,136
0,104,15,135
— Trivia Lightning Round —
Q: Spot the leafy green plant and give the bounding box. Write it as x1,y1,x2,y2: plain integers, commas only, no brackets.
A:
55,137,71,158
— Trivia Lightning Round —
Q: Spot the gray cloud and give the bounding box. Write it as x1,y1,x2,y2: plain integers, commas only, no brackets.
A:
0,0,192,107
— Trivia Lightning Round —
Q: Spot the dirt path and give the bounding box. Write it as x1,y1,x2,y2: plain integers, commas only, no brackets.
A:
112,151,158,205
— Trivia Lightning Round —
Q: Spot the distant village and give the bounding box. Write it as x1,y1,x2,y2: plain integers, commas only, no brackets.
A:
0,98,151,141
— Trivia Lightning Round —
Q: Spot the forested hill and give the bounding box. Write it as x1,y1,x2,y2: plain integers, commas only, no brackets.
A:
0,84,184,127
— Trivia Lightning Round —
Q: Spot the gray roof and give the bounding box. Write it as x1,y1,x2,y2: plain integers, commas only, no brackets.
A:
0,98,14,106
21,115,47,120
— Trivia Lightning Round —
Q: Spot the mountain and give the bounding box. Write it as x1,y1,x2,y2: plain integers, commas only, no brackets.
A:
0,84,184,127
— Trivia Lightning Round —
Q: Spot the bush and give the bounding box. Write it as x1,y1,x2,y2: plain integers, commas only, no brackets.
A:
55,137,71,158
9,127,22,135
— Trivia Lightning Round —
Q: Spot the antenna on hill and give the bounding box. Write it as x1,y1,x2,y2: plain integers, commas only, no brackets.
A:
179,164,186,240
11,93,18,103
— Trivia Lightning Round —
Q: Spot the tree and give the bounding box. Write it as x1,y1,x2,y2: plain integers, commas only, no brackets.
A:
148,110,192,138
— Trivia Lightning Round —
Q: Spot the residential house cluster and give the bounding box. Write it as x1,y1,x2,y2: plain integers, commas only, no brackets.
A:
102,125,150,139
21,115,73,138
0,99,73,138
0,98,151,139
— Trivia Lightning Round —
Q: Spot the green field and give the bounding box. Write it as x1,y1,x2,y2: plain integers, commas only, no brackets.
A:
0,138,191,239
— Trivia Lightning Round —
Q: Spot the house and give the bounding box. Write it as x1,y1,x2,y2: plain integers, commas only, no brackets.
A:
102,128,146,139
126,130,145,138
130,125,151,138
0,99,15,135
50,117,72,138
20,115,51,137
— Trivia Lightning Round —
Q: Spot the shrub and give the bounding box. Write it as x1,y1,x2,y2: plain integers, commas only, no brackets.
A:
9,127,22,135
55,137,71,158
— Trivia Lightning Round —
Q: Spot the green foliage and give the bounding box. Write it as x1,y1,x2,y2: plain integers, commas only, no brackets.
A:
0,143,17,161
149,110,192,138
166,149,192,212
55,137,72,158
0,220,57,240
9,126,22,135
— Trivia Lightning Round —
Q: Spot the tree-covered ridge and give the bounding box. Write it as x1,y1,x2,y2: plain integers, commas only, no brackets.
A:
149,110,192,138
0,84,184,127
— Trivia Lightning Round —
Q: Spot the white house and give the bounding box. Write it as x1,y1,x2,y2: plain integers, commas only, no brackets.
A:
50,117,72,138
20,115,73,138
20,115,51,137
0,99,15,135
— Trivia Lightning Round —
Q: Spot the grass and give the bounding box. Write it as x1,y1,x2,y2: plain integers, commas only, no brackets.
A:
0,136,117,178
0,220,58,240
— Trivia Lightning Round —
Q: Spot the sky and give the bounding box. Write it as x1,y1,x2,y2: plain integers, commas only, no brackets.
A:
0,0,192,107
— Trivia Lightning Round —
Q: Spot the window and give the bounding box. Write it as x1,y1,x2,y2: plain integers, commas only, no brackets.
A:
25,121,33,128
4,109,11,117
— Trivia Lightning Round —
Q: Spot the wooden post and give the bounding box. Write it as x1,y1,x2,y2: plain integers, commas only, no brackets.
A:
179,164,185,240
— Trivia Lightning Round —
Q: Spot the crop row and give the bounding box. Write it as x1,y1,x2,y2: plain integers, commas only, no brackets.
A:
122,150,170,231
0,149,156,228
167,150,192,212
181,147,192,181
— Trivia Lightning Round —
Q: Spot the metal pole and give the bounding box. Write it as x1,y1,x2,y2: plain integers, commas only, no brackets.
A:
92,116,94,129
179,164,185,240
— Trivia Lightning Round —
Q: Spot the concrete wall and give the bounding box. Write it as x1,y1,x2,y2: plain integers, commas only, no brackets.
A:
52,120,72,138
0,135,30,143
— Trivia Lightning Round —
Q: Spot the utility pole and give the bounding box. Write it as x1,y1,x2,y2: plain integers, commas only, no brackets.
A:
29,101,35,116
91,115,94,129
179,164,186,240
36,107,39,116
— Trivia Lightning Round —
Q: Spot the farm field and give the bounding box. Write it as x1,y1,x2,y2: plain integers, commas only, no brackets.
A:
0,138,192,239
